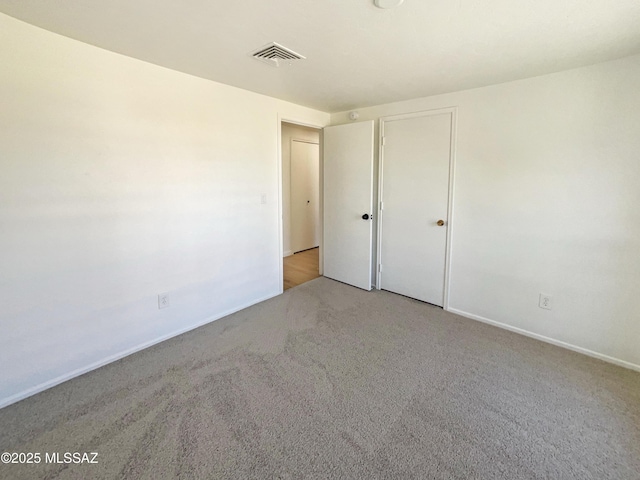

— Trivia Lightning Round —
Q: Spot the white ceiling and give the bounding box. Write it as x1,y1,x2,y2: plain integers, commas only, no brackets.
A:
1,0,639,113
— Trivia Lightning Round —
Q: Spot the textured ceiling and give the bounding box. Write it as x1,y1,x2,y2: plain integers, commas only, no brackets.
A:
1,0,639,112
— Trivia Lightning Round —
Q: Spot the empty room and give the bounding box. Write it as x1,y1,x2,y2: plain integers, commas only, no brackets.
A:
1,1,639,479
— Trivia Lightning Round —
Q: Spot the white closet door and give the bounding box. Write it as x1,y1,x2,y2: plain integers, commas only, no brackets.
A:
290,140,320,253
379,112,452,305
324,121,374,291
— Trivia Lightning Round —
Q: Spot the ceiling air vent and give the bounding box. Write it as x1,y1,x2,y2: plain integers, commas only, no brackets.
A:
251,42,306,67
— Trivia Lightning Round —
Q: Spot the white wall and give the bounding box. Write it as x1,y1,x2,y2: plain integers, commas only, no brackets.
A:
0,14,329,407
332,55,640,370
281,123,320,256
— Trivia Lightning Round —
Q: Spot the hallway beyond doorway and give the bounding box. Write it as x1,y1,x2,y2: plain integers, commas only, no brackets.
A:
283,247,319,290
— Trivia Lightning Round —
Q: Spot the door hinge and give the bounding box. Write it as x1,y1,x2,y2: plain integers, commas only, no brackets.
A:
380,201,384,211
381,136,386,146
378,264,382,272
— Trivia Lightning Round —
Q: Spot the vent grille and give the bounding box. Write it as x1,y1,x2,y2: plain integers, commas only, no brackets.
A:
251,42,306,67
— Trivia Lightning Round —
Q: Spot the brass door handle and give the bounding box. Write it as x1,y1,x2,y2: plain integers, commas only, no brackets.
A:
437,220,445,226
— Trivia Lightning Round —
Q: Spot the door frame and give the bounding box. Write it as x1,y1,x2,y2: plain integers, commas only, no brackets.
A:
377,107,457,309
277,116,325,294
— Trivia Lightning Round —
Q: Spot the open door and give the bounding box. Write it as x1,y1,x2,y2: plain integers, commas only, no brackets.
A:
323,121,375,290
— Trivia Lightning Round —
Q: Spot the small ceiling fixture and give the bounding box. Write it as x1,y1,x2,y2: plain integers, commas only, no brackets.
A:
251,42,306,67
374,0,404,8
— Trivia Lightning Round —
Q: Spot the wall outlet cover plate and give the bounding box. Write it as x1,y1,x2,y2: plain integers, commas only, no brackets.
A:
539,293,552,310
158,293,170,309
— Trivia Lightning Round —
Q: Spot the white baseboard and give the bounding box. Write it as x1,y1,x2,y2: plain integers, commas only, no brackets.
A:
0,291,280,410
446,307,640,373
283,250,293,257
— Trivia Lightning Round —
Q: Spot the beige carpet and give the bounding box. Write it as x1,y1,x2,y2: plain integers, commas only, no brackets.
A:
1,277,639,479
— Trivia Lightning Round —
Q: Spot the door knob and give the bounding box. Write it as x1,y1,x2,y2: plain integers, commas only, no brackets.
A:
437,219,445,226
362,214,370,220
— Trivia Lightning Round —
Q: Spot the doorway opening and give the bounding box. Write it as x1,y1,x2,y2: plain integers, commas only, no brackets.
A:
281,122,322,290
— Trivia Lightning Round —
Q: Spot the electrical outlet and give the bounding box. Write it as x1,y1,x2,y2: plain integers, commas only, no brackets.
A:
158,293,170,309
261,194,267,204
539,293,552,310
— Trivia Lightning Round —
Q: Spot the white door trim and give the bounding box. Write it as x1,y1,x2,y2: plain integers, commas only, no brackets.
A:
377,107,457,310
277,116,325,294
